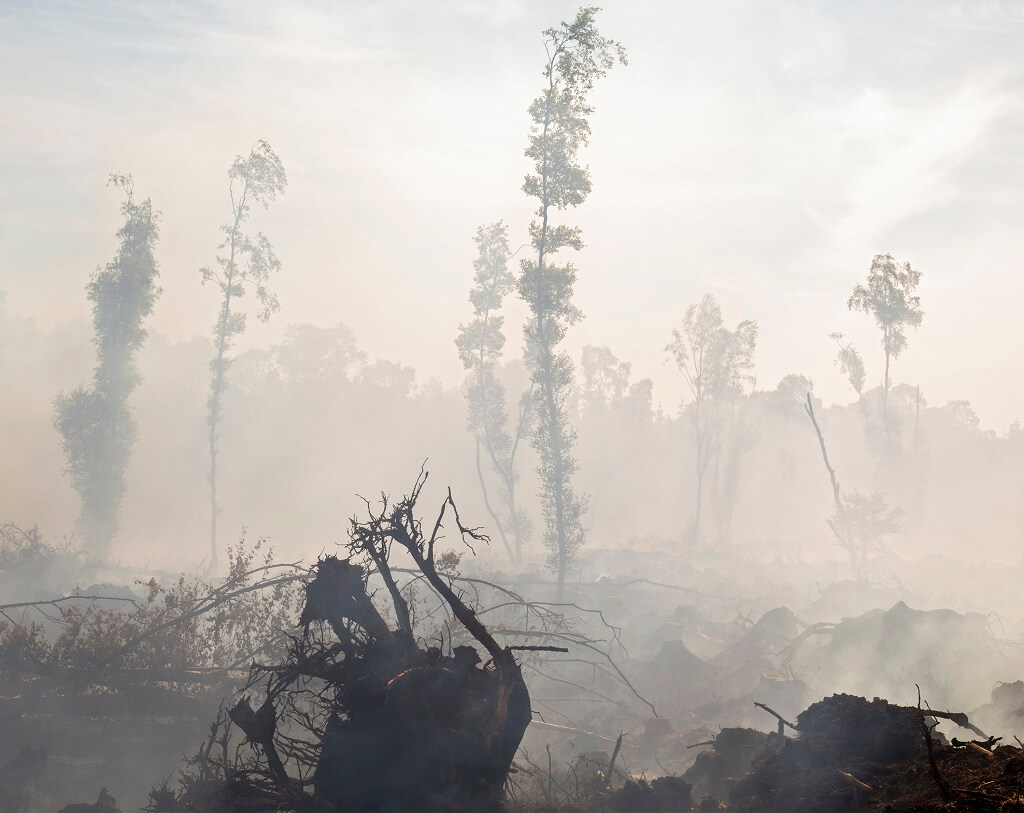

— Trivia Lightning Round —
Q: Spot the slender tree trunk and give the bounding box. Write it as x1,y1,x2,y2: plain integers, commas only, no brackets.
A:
208,440,217,565
805,395,858,577
912,384,921,459
535,75,571,599
475,342,517,563
475,439,514,561
694,461,703,544
539,338,569,598
208,252,237,571
507,475,522,563
691,399,704,544
208,316,229,569
505,384,533,563
882,337,891,447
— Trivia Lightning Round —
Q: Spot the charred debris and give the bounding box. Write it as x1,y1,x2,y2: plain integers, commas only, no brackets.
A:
4,484,1024,811
3,481,1024,811
0,473,650,812
158,473,539,812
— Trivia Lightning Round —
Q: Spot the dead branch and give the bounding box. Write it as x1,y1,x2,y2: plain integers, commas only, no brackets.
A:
837,770,872,792
754,700,799,734
805,394,856,557
952,736,1001,750
923,709,988,738
605,731,624,788
527,720,638,748
0,594,144,613
918,684,952,803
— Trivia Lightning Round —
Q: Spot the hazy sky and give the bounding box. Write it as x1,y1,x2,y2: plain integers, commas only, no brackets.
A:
3,0,1023,427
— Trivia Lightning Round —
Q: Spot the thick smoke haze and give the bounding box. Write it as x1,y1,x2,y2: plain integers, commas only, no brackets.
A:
3,0,1023,428
5,4,1024,812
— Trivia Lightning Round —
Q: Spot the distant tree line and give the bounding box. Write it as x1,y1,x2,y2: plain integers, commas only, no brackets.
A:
43,7,967,587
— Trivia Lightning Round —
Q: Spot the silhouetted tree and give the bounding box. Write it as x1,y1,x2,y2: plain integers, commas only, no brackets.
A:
202,140,286,569
53,174,161,557
518,7,626,596
848,255,923,439
457,222,532,562
275,324,364,387
829,331,865,396
667,294,757,544
580,345,631,415
829,490,904,579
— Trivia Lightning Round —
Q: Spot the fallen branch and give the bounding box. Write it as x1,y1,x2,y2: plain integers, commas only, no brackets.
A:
923,709,987,739
952,736,1001,751
754,700,799,734
837,770,872,792
528,720,637,748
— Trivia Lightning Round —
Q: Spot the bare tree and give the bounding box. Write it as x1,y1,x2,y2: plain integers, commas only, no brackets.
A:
202,141,286,570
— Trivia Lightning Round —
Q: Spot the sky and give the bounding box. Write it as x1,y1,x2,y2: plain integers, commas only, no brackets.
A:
2,0,1023,428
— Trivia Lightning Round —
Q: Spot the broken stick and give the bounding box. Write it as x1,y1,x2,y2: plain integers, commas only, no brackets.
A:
754,700,799,734
605,731,624,789
837,770,872,792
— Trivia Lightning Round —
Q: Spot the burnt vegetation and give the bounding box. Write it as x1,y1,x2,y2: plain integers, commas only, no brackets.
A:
4,4,1024,813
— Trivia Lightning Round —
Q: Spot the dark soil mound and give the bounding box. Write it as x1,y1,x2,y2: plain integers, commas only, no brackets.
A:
730,694,925,811
683,728,782,804
606,776,694,812
723,692,1024,812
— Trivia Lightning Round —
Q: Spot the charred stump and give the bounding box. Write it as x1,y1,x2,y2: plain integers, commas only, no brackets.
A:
171,473,533,812
304,555,531,811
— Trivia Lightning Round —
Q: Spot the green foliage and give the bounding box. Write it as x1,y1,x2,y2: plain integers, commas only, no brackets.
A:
848,255,923,441
668,295,757,405
456,222,531,561
0,523,76,576
0,534,300,686
53,175,161,556
518,7,625,591
848,255,924,365
203,140,287,568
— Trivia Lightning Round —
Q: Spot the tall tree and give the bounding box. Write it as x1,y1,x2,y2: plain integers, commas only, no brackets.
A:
456,222,532,563
518,7,626,596
667,294,757,544
53,174,161,557
847,254,923,438
203,140,287,569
